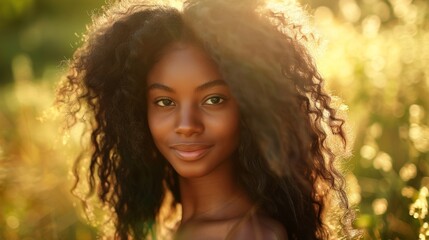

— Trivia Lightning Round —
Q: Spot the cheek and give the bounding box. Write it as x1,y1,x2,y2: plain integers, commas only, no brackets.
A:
210,105,241,144
147,110,168,144
148,115,172,161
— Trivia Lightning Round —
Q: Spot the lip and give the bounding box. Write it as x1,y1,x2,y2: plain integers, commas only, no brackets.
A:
170,143,213,161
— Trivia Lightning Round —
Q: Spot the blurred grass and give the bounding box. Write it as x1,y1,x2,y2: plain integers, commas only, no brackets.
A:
1,0,103,239
313,0,429,239
0,55,97,239
1,0,429,239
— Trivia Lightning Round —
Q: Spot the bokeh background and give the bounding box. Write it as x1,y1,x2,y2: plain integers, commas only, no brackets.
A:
0,0,428,239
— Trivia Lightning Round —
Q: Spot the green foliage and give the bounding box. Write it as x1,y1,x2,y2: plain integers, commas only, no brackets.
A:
312,0,429,239
0,0,101,85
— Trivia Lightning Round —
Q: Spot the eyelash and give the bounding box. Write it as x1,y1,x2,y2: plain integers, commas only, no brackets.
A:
204,96,225,105
153,96,226,107
154,98,175,107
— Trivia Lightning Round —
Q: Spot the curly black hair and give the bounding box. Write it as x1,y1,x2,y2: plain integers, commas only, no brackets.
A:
56,0,356,239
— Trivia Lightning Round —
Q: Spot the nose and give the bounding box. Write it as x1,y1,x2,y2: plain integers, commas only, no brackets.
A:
175,103,204,137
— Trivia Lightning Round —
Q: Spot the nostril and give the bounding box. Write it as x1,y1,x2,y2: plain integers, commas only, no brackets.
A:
175,107,204,136
175,121,204,136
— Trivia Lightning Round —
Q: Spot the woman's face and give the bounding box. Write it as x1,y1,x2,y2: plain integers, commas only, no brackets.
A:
147,44,240,178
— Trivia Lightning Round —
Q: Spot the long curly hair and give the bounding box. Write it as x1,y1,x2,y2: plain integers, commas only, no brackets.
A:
56,0,356,239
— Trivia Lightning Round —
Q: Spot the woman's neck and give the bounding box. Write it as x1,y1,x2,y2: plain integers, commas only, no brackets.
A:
178,161,253,224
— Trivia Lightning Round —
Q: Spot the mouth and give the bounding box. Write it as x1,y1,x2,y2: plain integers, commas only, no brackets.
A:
170,143,213,161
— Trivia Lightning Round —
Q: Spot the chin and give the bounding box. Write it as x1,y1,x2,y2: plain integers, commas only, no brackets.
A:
172,163,214,179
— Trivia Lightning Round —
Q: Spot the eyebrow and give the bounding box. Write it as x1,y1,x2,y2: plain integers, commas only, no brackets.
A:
147,79,227,92
147,83,174,92
196,79,227,91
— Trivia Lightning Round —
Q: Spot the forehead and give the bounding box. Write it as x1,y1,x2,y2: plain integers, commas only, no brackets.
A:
147,43,221,85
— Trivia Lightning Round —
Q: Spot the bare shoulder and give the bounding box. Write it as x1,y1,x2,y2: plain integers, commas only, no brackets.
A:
229,214,288,240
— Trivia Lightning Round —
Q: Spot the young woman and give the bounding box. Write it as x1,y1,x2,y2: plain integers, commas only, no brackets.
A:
57,0,356,239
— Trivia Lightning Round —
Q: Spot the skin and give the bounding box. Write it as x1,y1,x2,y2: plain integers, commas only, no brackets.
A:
147,43,287,239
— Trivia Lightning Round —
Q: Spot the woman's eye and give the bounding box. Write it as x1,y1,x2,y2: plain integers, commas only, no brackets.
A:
204,96,224,105
155,99,175,107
